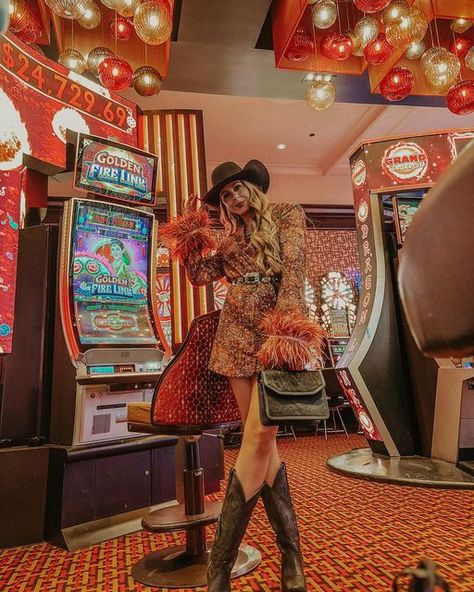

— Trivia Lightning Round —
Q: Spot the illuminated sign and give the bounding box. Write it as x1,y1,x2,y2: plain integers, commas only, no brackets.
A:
74,134,158,205
382,141,428,183
351,159,366,188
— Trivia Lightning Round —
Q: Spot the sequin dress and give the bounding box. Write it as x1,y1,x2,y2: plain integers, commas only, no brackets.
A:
184,202,307,377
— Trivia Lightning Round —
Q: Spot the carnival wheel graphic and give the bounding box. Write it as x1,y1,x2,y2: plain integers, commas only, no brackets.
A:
156,273,171,321
320,272,354,309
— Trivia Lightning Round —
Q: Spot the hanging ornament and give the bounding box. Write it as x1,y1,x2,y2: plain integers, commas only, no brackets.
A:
465,47,474,71
405,40,426,60
421,47,460,90
353,0,390,13
451,19,472,34
15,20,39,44
87,46,114,76
133,65,163,96
8,0,29,33
311,0,337,30
117,0,140,17
285,29,314,62
449,36,473,60
381,0,409,26
380,67,414,101
353,16,379,50
364,33,392,64
110,16,134,40
58,49,87,74
348,31,363,56
321,32,354,60
100,0,127,9
306,79,336,111
385,6,428,49
44,0,89,19
99,56,133,91
134,0,172,45
78,2,101,29
447,80,474,115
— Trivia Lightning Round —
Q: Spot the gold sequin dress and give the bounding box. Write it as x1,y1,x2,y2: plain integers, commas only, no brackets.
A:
184,202,307,377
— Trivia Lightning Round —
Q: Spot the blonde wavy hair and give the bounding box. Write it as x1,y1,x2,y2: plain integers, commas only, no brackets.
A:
219,181,282,275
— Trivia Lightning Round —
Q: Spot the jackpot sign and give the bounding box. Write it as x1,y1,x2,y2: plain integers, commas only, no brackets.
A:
382,142,428,183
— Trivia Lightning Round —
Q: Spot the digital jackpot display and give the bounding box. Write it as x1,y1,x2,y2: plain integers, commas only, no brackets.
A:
74,134,158,205
71,200,158,345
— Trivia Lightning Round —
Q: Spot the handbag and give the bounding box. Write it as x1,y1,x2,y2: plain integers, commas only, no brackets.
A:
258,369,330,426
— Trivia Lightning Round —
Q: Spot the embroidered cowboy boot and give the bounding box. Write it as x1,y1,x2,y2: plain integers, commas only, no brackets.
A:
261,463,307,592
207,469,261,592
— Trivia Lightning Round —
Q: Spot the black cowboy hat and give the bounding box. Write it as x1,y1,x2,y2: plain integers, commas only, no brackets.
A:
202,160,270,208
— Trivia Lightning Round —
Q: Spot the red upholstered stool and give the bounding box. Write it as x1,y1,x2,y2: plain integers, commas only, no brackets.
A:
128,310,260,588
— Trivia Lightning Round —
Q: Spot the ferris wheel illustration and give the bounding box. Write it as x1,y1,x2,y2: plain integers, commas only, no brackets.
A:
156,273,172,321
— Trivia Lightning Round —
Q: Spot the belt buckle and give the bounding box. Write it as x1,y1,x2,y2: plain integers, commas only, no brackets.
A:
244,272,260,284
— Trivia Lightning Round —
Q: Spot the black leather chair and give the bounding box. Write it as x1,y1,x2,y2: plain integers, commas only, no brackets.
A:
398,141,474,358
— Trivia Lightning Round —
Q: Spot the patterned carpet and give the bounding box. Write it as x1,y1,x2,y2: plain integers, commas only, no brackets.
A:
1,434,473,592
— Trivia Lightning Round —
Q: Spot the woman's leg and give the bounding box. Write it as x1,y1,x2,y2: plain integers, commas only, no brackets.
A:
228,376,281,490
233,377,279,499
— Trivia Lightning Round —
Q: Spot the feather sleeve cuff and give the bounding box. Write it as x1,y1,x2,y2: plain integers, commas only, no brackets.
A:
159,209,217,263
257,310,326,370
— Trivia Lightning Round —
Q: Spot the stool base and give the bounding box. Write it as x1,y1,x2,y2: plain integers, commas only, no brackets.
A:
132,543,261,588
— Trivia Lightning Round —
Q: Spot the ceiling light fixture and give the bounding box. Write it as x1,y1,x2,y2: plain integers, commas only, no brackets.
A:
276,143,286,150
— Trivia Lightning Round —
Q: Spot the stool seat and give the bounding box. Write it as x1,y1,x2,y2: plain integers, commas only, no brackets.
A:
128,401,152,426
142,500,222,532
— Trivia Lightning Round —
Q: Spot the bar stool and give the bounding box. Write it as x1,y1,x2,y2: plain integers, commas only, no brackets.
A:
315,368,350,439
127,310,261,588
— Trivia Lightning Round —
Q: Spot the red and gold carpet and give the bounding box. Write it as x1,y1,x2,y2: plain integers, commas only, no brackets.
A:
1,434,473,591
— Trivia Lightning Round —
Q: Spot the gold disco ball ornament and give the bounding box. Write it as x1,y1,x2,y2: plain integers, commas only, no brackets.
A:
134,0,172,45
117,0,140,17
311,0,337,30
58,49,87,74
100,0,127,9
78,1,101,29
353,17,379,51
421,47,460,89
45,0,89,19
348,31,364,56
465,47,474,71
87,46,114,76
381,1,410,26
451,19,472,34
133,65,163,96
306,79,336,111
385,6,428,49
405,40,426,60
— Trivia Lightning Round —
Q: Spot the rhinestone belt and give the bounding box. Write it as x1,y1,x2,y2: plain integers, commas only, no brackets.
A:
230,272,280,286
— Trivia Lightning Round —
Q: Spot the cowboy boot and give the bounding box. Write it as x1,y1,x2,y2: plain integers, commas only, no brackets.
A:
207,469,261,592
261,463,307,592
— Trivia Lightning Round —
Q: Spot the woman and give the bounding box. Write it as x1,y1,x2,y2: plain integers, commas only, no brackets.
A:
160,160,324,592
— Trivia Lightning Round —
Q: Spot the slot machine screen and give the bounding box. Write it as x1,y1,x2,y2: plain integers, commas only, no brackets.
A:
70,199,158,346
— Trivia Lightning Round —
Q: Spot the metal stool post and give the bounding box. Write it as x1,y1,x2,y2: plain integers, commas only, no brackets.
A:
132,436,260,588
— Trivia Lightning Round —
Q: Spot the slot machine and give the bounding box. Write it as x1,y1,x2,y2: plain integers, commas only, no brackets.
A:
48,133,170,446
335,129,474,473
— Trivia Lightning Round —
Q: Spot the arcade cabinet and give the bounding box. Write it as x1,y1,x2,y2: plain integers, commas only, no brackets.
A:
331,129,474,487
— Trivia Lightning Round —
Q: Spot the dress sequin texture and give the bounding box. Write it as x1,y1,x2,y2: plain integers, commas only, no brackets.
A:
184,202,307,378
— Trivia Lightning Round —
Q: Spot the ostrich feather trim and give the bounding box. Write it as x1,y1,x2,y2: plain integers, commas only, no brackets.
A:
159,209,217,263
257,310,326,370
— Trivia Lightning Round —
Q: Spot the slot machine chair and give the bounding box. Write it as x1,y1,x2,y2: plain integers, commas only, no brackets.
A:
127,310,260,588
398,140,474,359
315,368,350,439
